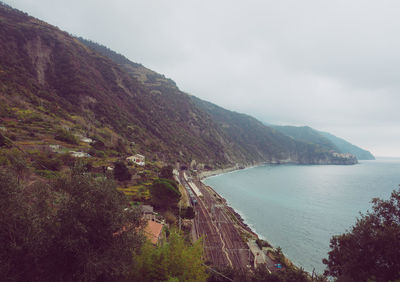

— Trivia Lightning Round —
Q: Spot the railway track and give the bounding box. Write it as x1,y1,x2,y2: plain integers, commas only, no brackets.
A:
180,172,254,269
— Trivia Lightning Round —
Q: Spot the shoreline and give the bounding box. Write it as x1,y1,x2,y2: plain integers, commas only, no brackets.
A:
198,162,264,180
196,164,298,271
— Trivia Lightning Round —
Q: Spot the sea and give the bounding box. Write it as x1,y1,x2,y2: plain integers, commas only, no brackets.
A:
203,158,400,274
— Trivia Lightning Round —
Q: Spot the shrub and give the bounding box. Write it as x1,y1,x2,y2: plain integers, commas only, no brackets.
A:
159,165,174,179
150,178,181,209
54,128,78,144
323,188,400,281
114,161,131,182
183,206,195,219
0,169,144,281
35,169,60,179
31,152,62,171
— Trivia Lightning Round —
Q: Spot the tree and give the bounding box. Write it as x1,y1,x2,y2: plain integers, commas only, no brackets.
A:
183,206,195,219
114,161,131,181
323,187,400,282
151,178,181,209
131,230,208,282
159,165,174,179
0,167,144,281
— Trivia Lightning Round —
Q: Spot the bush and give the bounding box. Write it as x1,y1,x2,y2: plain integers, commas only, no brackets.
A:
114,161,131,182
256,239,271,249
54,128,78,144
35,169,60,179
0,132,12,148
159,165,174,179
31,151,62,171
0,169,144,281
183,206,195,219
150,178,181,209
323,187,400,281
131,230,207,281
88,148,105,158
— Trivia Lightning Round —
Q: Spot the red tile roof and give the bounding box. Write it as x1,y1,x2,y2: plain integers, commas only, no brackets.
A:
144,220,163,244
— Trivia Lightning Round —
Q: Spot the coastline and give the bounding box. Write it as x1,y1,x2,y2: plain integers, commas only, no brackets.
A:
198,162,264,180
196,164,298,271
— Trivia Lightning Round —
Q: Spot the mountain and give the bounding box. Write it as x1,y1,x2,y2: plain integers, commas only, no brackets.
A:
271,126,339,152
272,125,374,160
77,38,357,166
318,131,375,160
0,2,357,168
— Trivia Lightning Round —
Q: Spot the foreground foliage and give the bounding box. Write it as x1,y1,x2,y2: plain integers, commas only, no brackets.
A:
131,230,208,282
0,167,144,281
206,264,312,282
323,187,400,282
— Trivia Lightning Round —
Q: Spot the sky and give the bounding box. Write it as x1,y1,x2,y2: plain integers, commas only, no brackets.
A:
4,0,400,157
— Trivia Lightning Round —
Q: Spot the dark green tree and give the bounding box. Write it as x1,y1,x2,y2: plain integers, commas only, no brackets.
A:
0,167,144,281
323,187,400,282
159,165,174,179
113,161,131,181
151,179,181,209
183,206,195,219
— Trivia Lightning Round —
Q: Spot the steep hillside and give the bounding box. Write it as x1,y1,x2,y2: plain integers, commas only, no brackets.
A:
318,131,375,160
0,3,357,168
190,97,358,165
273,125,374,160
0,3,233,166
271,125,339,152
78,38,357,165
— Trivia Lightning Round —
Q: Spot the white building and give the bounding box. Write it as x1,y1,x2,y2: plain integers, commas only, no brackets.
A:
70,151,91,158
126,154,145,166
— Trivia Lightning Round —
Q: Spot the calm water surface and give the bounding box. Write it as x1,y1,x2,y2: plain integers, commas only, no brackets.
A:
203,158,400,274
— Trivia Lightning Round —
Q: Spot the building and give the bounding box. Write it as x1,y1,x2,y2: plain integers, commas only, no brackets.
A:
70,151,91,158
49,144,61,152
80,137,93,143
144,220,164,245
126,154,145,166
141,205,155,220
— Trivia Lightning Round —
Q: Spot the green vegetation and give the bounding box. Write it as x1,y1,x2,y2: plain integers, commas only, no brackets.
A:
273,125,375,160
0,132,12,147
256,238,271,249
131,230,207,282
0,167,144,281
183,206,195,219
0,3,386,281
323,187,400,281
54,128,78,144
318,130,375,160
159,165,174,179
206,264,314,282
114,161,132,181
151,178,181,209
117,183,151,201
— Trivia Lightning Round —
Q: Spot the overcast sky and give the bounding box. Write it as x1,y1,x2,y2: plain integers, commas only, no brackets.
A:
5,0,400,157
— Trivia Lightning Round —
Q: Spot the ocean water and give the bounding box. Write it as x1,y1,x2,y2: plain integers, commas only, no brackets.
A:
203,158,400,274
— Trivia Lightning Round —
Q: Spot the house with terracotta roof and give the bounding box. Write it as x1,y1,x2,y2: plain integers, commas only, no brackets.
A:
144,220,164,245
